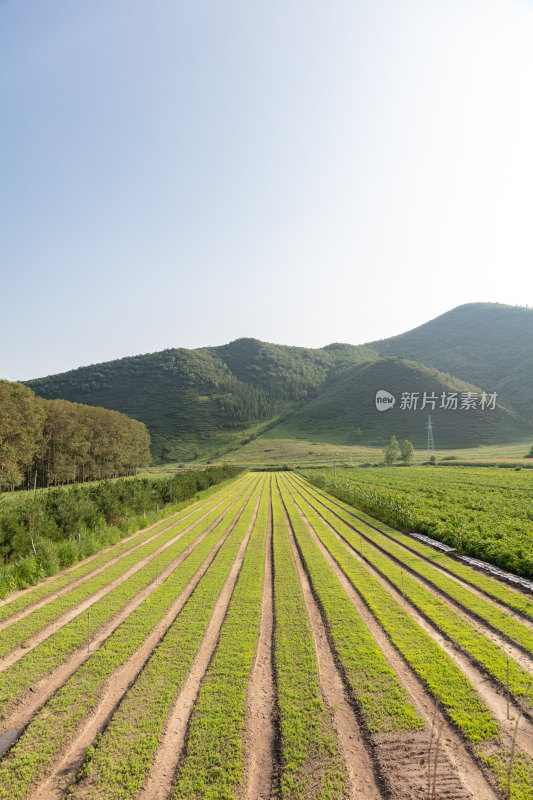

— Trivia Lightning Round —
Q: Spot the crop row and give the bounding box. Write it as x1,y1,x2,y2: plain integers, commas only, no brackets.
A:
169,479,270,799
0,479,263,800
286,475,533,798
65,478,266,800
279,477,424,739
294,473,533,624
0,478,251,659
271,480,350,800
0,473,250,630
291,478,533,713
300,466,533,578
296,477,533,655
0,479,257,722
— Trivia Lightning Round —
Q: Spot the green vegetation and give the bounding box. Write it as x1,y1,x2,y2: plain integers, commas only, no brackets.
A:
0,465,243,597
280,478,424,735
294,476,533,621
302,466,533,578
170,481,269,799
25,303,533,463
67,480,264,800
291,477,533,714
0,380,150,490
0,481,260,800
0,479,247,660
271,481,350,799
0,480,252,721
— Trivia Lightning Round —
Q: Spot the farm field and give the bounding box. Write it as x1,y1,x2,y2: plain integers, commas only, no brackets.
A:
0,472,532,799
301,466,533,579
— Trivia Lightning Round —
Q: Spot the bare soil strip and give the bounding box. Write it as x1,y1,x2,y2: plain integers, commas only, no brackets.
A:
241,484,275,800
296,477,533,625
280,494,384,800
297,490,533,759
292,496,498,800
136,490,263,800
0,479,250,632
0,485,248,673
0,485,256,748
292,480,533,704
25,489,260,800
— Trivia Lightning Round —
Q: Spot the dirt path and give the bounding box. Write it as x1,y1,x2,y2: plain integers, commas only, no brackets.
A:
287,487,498,800
25,490,259,800
295,477,533,626
0,484,257,751
241,483,276,800
301,494,533,760
0,479,250,633
279,491,384,800
135,489,263,800
0,484,249,673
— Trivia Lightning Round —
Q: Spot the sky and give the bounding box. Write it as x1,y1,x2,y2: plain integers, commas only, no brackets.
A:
2,0,533,381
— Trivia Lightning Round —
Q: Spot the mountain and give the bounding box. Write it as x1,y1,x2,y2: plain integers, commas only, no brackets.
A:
265,357,532,449
371,303,533,420
26,303,533,461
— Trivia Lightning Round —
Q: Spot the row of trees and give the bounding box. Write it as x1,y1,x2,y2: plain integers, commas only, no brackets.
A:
384,435,414,464
0,381,151,491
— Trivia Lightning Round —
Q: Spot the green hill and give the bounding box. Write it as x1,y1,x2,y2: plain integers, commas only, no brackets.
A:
264,358,532,449
26,339,373,461
372,303,533,421
26,303,533,461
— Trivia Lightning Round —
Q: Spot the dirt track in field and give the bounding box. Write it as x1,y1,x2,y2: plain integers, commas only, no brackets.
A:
0,482,250,672
28,488,259,800
280,492,384,800
289,479,533,762
135,488,264,800
0,480,248,634
241,484,276,800
2,473,532,799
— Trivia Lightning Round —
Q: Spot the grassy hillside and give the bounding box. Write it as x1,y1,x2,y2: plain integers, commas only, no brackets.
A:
26,304,533,462
372,303,533,420
263,357,532,449
27,339,373,461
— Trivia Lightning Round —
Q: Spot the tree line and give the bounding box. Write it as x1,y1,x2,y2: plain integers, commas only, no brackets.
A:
0,380,151,491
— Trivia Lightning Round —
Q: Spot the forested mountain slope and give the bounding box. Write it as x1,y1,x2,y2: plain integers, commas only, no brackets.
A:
26,304,533,460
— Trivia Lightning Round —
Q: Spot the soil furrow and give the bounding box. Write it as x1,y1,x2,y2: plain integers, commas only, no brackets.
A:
136,488,263,800
0,485,248,673
24,488,259,800
301,492,533,769
279,487,384,800
290,479,533,715
0,479,249,632
241,482,275,800
290,490,498,800
0,484,256,747
294,476,533,626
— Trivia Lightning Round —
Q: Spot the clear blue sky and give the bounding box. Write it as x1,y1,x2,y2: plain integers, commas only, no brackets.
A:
2,0,533,380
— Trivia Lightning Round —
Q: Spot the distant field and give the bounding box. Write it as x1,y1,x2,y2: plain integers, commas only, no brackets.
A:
301,465,533,578
162,434,533,469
